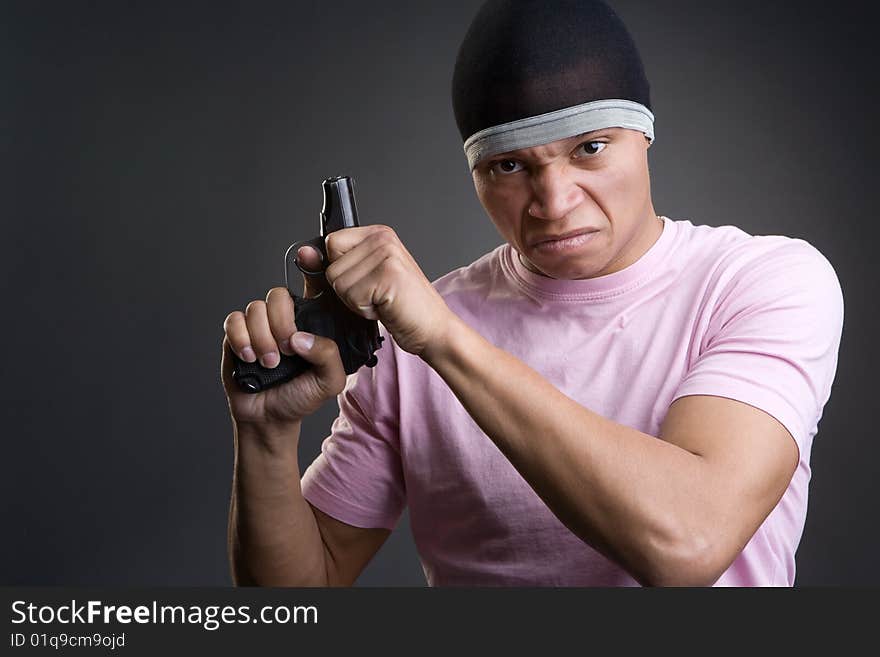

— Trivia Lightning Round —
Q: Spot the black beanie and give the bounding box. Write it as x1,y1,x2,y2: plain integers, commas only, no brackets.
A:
452,0,652,143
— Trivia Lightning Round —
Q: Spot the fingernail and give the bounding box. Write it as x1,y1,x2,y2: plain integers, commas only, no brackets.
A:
279,338,292,354
260,351,280,368
291,332,314,351
240,346,257,363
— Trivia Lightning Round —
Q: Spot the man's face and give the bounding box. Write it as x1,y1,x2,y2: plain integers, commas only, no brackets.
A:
471,127,659,280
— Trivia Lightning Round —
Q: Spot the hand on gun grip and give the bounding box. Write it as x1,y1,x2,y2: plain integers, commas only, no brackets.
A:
219,176,384,426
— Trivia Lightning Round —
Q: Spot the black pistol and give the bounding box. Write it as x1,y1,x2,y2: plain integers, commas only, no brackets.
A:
231,176,384,393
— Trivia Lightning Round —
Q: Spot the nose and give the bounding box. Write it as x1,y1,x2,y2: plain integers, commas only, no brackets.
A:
527,165,586,220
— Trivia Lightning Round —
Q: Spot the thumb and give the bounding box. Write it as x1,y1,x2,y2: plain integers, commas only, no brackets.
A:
288,331,346,396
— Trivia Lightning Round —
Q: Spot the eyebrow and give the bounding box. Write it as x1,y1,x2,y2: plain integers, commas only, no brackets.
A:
571,128,615,141
487,130,615,163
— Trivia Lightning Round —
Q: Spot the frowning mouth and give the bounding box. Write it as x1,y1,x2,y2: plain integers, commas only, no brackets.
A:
530,228,599,247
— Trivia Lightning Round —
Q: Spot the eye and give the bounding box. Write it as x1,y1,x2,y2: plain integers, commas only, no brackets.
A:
572,141,607,158
490,159,524,175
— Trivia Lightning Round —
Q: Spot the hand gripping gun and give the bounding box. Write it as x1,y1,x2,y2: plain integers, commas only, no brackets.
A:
232,176,384,393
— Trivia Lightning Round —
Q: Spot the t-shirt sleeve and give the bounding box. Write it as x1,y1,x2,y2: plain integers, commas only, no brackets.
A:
670,239,844,456
301,326,406,530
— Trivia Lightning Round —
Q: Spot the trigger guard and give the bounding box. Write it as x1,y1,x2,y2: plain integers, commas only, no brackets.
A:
285,236,327,290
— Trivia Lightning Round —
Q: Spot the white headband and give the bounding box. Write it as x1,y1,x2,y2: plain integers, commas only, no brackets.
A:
463,98,655,169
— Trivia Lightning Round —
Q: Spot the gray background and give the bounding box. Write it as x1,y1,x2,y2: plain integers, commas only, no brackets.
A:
3,0,877,586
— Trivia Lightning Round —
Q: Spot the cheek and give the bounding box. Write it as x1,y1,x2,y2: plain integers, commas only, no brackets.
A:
602,155,648,209
476,183,520,222
473,176,504,215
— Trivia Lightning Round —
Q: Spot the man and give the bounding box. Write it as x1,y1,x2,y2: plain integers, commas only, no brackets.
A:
220,0,843,586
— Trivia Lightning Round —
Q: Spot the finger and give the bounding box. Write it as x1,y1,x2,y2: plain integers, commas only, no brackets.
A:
325,225,395,262
326,243,398,318
296,246,329,299
265,287,297,355
220,335,248,392
296,245,323,271
223,311,257,363
244,300,281,368
324,228,394,284
287,331,347,397
220,335,235,389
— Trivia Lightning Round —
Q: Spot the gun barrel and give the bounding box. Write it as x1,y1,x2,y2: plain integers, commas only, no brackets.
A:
320,175,359,236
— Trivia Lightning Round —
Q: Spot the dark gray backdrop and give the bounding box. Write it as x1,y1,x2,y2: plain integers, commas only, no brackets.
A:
3,0,877,586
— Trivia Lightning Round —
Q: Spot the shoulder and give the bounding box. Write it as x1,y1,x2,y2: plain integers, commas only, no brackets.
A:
670,217,812,265
670,218,842,304
673,222,844,388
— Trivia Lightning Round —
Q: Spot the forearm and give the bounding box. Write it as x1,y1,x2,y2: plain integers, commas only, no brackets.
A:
229,422,329,586
422,316,718,586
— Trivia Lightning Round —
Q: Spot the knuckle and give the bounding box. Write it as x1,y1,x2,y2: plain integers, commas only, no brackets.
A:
265,286,289,303
223,311,244,332
332,277,349,297
245,299,266,316
328,374,346,396
377,242,397,259
318,335,340,357
318,367,346,398
381,255,405,275
374,226,397,245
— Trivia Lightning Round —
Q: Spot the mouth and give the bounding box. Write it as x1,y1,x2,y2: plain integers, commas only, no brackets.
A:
529,228,599,247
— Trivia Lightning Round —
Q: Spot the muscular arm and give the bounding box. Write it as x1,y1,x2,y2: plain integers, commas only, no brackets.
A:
229,421,390,587
421,315,798,587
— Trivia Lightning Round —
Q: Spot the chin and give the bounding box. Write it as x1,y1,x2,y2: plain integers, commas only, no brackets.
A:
531,256,603,281
556,266,603,281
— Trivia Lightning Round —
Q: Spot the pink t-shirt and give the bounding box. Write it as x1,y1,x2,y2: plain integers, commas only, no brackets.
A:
301,216,844,586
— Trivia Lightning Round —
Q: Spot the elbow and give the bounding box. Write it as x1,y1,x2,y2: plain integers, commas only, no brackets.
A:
634,529,730,587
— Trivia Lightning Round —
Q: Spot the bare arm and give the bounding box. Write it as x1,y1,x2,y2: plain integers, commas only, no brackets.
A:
304,224,801,586
228,419,391,586
221,245,395,587
421,315,798,586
